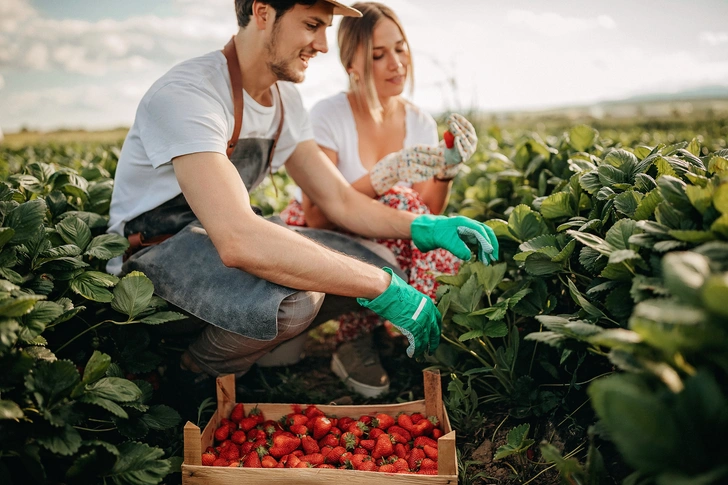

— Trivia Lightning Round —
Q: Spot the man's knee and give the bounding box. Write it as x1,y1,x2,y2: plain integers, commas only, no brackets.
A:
277,290,325,338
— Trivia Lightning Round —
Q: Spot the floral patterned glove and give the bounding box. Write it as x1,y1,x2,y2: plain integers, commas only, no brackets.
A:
370,145,444,196
437,113,478,180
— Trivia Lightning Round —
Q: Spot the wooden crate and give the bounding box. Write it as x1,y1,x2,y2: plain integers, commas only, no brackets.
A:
182,369,458,484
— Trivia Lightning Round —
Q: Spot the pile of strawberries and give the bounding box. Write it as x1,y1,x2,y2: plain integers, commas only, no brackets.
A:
201,403,442,474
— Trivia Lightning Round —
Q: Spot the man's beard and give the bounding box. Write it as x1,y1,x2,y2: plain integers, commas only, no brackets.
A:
266,21,309,83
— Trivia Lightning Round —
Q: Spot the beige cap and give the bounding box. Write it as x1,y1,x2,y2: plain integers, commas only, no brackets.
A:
323,0,362,17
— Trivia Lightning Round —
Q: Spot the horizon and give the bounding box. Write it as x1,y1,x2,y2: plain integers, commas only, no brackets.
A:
1,0,728,131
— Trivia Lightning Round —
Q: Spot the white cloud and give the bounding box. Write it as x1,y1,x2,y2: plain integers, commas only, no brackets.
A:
506,10,617,37
700,31,728,46
0,0,236,76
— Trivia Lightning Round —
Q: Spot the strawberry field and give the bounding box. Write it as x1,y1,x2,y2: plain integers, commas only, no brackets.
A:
1,115,727,484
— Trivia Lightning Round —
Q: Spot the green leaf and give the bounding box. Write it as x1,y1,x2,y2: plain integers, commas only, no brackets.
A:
0,227,15,249
111,271,154,320
710,213,728,238
471,301,508,320
668,230,715,243
598,164,628,187
78,394,129,419
458,274,484,313
524,252,564,276
472,262,507,296
485,219,519,242
579,171,602,194
552,239,576,263
658,175,693,213
0,399,24,420
685,184,714,214
85,234,130,260
37,425,83,456
508,204,548,242
567,125,598,152
458,329,484,342
567,230,614,256
604,149,639,173
566,278,605,319
83,351,112,384
483,320,508,338
540,192,574,219
614,191,642,217
26,360,80,408
701,273,728,318
589,374,680,475
139,405,181,431
519,234,558,253
494,424,534,460
85,377,142,403
0,294,45,317
606,219,637,251
70,271,118,303
5,199,47,245
139,311,187,325
687,137,701,156
55,217,92,251
105,441,171,485
633,188,663,221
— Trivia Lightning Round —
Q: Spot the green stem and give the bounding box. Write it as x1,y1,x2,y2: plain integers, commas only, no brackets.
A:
74,426,116,432
491,415,508,443
441,334,492,368
539,371,613,388
56,320,113,353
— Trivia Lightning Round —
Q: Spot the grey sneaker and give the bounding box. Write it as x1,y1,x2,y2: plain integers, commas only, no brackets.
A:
331,333,390,398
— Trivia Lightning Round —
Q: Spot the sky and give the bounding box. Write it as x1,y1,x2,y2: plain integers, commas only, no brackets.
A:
1,0,728,132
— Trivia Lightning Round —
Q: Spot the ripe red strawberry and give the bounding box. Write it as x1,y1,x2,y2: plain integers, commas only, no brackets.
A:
219,445,240,461
325,446,346,465
243,450,262,468
230,403,245,423
443,130,455,149
312,416,333,440
388,425,411,441
292,449,304,457
301,435,320,455
418,468,438,475
317,464,336,469
389,431,408,444
204,446,217,454
340,431,359,451
300,453,325,466
353,447,368,455
329,426,342,438
420,458,437,470
368,428,385,440
227,460,242,467
411,418,435,437
239,416,258,432
339,451,354,466
261,455,278,468
379,463,396,473
247,429,266,442
240,441,254,455
248,407,265,424
371,434,394,460
231,430,247,445
431,428,443,439
212,458,229,467
220,418,234,428
359,416,372,425
349,454,370,469
201,452,216,466
348,421,369,438
284,454,302,468
360,439,375,451
262,420,281,436
214,424,231,442
269,435,301,459
407,448,426,471
414,436,438,449
393,457,410,472
372,413,394,430
394,443,408,459
285,413,308,428
396,414,414,432
289,424,308,436
410,412,425,423
337,417,355,431
304,405,324,420
318,433,339,448
423,444,438,460
527,448,535,460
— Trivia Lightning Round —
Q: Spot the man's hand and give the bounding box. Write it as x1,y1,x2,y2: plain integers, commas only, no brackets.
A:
370,145,443,196
357,268,441,358
438,113,478,180
411,215,499,264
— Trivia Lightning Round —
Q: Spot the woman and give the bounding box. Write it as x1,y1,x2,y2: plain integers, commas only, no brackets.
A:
280,2,475,397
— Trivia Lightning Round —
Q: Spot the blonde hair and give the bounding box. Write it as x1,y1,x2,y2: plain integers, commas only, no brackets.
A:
338,2,414,122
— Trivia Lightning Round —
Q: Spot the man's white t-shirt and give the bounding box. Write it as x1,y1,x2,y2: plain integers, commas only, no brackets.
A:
310,92,438,184
107,50,313,274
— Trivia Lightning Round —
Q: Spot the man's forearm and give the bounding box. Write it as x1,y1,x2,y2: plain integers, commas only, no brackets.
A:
219,216,391,299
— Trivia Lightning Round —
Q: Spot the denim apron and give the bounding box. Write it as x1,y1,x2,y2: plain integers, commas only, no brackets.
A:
122,38,403,340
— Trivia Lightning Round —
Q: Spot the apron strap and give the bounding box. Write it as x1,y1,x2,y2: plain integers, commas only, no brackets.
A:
223,36,284,194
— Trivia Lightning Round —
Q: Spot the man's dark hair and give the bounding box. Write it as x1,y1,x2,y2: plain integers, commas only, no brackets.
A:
235,0,319,28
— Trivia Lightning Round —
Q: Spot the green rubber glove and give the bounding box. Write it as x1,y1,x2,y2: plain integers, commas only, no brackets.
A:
357,268,441,358
411,215,499,264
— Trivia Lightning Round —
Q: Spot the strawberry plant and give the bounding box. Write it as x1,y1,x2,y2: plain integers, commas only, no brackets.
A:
0,148,186,484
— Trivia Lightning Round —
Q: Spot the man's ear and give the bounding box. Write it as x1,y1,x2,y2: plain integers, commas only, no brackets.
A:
252,1,272,30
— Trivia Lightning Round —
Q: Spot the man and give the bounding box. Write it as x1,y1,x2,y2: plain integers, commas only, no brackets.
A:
107,0,498,397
